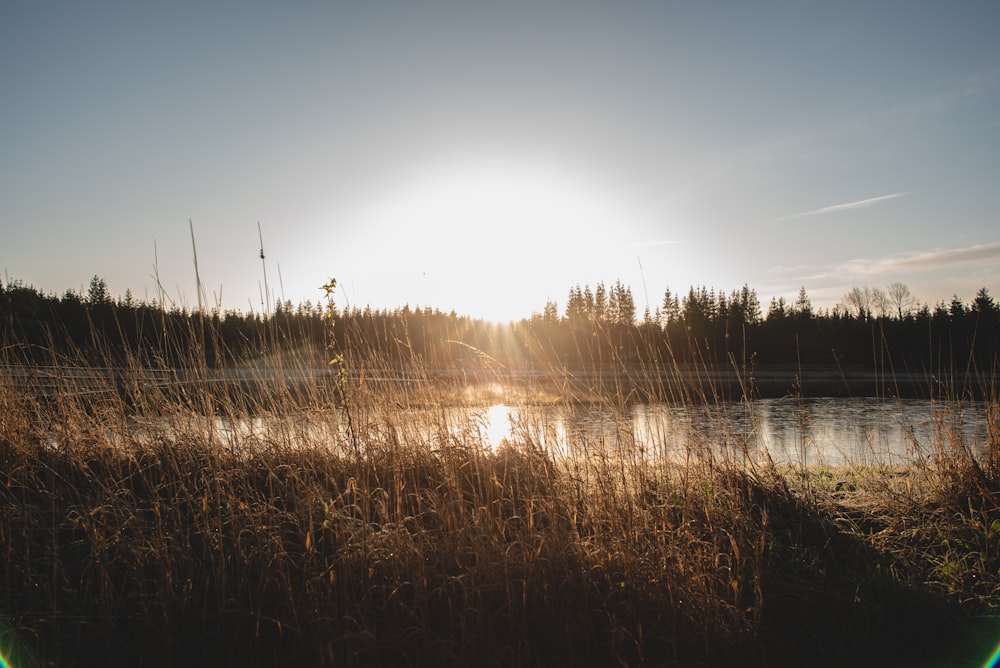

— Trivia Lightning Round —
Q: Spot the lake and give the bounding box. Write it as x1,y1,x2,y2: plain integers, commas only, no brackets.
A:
191,391,993,467
399,396,993,467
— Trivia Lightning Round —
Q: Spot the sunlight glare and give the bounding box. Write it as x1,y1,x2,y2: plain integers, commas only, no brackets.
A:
483,404,515,448
338,156,651,321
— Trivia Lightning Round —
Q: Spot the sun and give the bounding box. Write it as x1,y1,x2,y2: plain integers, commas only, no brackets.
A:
333,156,649,322
375,158,612,256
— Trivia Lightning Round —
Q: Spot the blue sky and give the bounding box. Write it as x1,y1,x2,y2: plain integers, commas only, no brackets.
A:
2,2,998,322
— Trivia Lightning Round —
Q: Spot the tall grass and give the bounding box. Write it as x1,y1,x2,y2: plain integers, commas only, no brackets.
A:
1,317,998,667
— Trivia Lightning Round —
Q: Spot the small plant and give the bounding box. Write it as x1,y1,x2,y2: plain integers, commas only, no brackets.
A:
321,276,360,454
320,277,346,392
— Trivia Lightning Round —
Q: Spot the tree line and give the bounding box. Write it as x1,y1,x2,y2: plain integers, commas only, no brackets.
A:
2,276,998,376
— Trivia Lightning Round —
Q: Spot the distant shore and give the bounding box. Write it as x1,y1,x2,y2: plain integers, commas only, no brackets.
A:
5,361,995,402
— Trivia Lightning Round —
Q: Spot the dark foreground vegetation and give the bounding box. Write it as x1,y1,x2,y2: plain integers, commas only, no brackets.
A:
1,277,999,666
2,357,999,667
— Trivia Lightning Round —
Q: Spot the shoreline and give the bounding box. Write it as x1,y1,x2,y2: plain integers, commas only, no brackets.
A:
4,362,996,402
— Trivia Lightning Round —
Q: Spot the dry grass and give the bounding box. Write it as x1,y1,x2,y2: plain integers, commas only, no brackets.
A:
1,335,999,667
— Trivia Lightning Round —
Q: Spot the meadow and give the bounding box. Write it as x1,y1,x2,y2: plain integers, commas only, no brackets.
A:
1,298,999,667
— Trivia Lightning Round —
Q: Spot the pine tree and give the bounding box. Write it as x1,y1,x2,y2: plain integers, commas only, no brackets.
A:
660,288,680,325
566,285,587,323
794,286,812,319
594,282,607,324
972,287,997,315
87,275,111,305
542,300,560,324
767,296,788,321
609,280,636,325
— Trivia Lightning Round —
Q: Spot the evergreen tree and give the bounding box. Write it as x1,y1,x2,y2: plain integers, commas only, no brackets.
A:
972,287,997,315
682,286,715,329
594,282,607,323
566,285,587,323
716,291,729,321
767,296,788,321
949,295,967,319
87,275,111,305
660,288,681,325
729,284,762,325
609,280,636,325
542,300,560,324
794,286,812,319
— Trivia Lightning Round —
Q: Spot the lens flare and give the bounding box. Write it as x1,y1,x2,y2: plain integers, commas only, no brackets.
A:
984,640,1000,668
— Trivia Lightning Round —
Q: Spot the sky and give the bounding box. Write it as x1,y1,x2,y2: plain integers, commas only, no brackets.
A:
2,2,999,323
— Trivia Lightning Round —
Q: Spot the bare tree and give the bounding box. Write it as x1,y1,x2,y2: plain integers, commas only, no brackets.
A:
843,286,873,320
886,282,917,319
870,287,889,319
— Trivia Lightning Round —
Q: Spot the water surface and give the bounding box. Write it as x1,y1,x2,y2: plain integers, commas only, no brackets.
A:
208,396,992,467
428,397,992,466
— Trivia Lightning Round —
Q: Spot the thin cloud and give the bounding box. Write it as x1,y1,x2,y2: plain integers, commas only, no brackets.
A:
765,241,1000,288
778,192,907,221
840,241,1000,275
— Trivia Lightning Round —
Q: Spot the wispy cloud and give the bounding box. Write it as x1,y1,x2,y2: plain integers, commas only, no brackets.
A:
838,241,1000,276
768,241,1000,283
778,192,907,221
761,242,1000,309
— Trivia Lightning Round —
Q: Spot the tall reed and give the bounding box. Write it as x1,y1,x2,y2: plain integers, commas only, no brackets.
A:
1,313,998,667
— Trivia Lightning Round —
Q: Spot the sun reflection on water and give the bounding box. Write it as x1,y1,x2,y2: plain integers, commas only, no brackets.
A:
483,404,515,448
133,396,991,466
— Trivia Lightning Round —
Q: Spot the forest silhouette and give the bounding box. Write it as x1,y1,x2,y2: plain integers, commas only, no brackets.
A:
2,276,998,398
